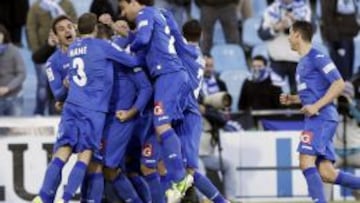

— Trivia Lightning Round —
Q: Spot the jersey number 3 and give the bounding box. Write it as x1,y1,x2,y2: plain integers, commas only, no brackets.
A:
72,57,87,86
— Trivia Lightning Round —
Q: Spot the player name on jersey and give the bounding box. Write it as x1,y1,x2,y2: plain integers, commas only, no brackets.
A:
69,46,87,57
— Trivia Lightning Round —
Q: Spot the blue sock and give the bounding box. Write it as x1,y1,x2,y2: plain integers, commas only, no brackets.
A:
160,173,172,192
160,129,185,182
81,173,104,203
194,171,226,203
112,173,143,203
335,170,360,189
39,157,65,203
63,161,88,201
130,176,152,203
104,181,121,202
144,173,165,203
303,167,326,203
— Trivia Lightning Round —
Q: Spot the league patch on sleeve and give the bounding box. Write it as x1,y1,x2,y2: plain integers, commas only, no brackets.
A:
322,63,336,74
138,20,149,29
46,68,55,82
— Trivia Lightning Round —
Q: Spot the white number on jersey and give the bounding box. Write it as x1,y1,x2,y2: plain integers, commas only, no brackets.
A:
194,68,204,98
72,57,87,87
164,26,176,54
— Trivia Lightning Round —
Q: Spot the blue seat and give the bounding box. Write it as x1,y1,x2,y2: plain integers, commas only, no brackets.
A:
354,35,360,74
242,17,263,48
190,0,200,20
210,44,248,72
213,21,226,45
251,43,269,59
251,0,268,17
219,69,250,111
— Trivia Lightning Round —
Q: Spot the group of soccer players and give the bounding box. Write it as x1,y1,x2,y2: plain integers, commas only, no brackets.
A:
32,0,230,203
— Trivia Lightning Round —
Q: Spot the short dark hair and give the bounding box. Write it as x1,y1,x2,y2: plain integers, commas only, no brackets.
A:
51,15,73,34
78,13,98,35
252,55,268,66
119,0,154,6
0,24,11,43
291,21,313,42
96,23,114,39
182,19,202,42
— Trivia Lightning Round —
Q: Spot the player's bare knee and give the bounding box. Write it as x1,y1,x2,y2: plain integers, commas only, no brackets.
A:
155,123,171,135
53,146,72,162
88,161,103,173
157,160,167,176
141,164,157,176
104,167,120,181
77,149,93,164
318,164,338,183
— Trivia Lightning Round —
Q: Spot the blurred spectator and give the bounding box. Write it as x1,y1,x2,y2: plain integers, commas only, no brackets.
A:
155,0,191,27
258,0,311,93
323,81,360,200
237,0,252,20
320,0,360,80
0,0,29,46
198,94,238,201
196,0,240,56
238,55,285,111
201,56,228,96
26,0,76,115
90,0,118,20
0,25,26,116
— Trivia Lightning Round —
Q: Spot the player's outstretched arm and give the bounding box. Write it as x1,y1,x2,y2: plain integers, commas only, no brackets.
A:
131,68,153,114
130,12,154,52
104,41,143,67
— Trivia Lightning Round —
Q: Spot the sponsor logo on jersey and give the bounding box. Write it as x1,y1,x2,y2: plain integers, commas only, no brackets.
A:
142,144,153,157
154,102,164,116
300,131,313,144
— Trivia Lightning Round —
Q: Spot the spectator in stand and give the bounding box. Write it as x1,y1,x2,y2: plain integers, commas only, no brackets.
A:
198,93,238,201
323,81,360,200
201,56,228,96
238,55,286,111
0,24,26,116
196,0,240,56
0,0,29,46
26,0,76,115
321,0,360,80
90,0,118,20
258,0,311,93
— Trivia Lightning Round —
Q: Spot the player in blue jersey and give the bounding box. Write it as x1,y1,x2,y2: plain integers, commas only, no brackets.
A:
33,13,142,203
119,0,194,201
281,21,360,203
32,15,76,203
163,12,229,203
44,15,74,105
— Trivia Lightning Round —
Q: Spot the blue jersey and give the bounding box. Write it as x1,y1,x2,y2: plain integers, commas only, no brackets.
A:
130,6,185,78
109,65,153,113
66,37,141,112
296,48,342,121
112,33,135,49
46,49,71,102
161,9,204,98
